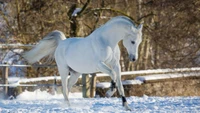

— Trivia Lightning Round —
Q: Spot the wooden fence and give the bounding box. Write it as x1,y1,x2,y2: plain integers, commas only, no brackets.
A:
1,44,200,98
0,63,96,98
1,63,200,98
0,44,55,98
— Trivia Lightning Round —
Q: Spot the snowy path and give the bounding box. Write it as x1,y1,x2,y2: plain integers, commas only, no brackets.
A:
0,96,200,113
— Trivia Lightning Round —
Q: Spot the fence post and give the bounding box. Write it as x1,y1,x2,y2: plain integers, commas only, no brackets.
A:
2,66,8,98
53,74,57,94
90,73,96,97
82,74,90,98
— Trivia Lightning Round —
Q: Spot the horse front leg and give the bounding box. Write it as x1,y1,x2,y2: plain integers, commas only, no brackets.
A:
106,80,117,97
97,62,131,111
113,63,132,111
97,62,117,97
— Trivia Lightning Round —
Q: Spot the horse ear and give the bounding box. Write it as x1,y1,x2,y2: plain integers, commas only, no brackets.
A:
137,24,143,30
131,25,137,32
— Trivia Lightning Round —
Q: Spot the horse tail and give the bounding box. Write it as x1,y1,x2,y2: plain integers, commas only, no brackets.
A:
23,30,66,64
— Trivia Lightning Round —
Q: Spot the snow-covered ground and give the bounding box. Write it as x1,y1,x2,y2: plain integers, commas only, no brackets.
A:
0,90,199,113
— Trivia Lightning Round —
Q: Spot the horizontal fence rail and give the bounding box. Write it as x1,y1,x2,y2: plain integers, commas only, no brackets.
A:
1,66,200,86
0,44,35,48
96,67,200,77
0,64,57,67
1,64,200,73
1,44,200,98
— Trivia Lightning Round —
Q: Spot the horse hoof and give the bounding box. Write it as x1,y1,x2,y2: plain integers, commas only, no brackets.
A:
124,102,132,111
125,107,132,111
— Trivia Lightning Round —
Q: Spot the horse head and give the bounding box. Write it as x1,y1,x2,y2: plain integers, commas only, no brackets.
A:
122,24,143,62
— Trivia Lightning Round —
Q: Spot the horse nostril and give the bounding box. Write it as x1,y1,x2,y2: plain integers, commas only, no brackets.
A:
129,54,136,62
132,58,136,61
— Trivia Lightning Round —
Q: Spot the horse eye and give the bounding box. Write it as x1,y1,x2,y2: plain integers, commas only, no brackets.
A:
131,41,135,44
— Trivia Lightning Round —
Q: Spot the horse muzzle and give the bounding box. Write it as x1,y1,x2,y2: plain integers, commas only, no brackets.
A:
129,54,136,62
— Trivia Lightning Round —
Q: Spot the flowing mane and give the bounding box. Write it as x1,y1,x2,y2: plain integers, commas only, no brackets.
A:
90,16,137,37
105,16,136,27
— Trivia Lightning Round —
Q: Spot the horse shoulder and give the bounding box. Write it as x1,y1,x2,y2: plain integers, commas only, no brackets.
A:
99,45,121,65
90,36,117,65
97,44,113,62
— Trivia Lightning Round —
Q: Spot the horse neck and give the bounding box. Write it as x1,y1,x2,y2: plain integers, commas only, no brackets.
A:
99,25,126,49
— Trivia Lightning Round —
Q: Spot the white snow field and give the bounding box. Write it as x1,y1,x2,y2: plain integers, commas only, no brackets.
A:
0,90,200,113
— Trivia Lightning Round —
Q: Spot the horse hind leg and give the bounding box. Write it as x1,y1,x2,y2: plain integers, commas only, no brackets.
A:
58,66,70,106
67,68,81,93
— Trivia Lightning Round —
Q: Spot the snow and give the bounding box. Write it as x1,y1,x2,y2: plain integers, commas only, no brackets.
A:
19,76,61,83
0,90,199,113
16,89,82,100
96,82,111,88
122,80,143,85
8,77,20,84
96,80,143,88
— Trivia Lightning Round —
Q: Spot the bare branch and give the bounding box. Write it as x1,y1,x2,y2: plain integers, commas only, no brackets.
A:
137,12,155,22
77,0,91,17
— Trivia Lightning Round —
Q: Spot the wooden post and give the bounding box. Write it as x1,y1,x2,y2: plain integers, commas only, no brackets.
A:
53,74,57,94
82,74,90,98
2,66,8,99
90,73,97,97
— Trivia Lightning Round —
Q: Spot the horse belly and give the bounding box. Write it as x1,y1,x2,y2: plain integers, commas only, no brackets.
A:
67,55,98,73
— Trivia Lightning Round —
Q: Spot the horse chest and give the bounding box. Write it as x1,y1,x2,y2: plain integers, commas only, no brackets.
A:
104,50,114,63
103,44,120,58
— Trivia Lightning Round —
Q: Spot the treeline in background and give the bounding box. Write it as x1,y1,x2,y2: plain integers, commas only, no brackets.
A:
0,0,199,77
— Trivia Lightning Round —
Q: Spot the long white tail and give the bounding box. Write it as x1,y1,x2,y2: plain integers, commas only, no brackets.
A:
23,30,66,64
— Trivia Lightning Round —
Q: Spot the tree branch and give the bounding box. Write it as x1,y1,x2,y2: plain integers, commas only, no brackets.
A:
77,0,91,17
85,8,138,24
0,11,10,28
137,12,155,22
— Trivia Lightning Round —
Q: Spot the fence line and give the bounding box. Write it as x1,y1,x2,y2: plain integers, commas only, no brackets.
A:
1,66,200,82
1,64,200,74
0,44,34,48
0,64,56,67
96,67,200,77
1,44,200,98
1,60,200,98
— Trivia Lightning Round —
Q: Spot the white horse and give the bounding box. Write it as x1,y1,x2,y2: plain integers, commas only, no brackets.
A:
23,16,143,111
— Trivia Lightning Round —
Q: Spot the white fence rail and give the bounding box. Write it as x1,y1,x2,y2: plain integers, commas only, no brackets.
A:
1,44,200,98
1,66,200,86
1,66,198,98
0,44,34,48
96,67,200,77
1,65,200,89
